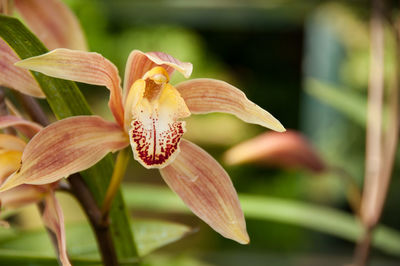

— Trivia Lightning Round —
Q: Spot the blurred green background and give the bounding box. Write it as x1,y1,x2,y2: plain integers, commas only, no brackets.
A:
4,0,400,265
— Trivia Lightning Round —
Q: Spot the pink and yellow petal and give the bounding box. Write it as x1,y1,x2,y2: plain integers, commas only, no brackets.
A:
176,78,285,132
0,184,47,209
0,116,129,191
159,139,249,244
0,115,42,138
14,0,87,51
15,49,125,127
123,50,192,99
42,190,71,266
0,39,45,98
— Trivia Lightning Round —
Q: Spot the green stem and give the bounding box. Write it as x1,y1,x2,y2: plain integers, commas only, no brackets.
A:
102,148,130,220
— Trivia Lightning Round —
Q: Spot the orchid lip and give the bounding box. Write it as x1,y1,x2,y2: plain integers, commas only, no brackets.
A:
127,66,190,169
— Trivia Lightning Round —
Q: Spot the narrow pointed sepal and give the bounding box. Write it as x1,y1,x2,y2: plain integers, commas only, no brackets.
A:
0,116,129,192
0,115,42,138
123,50,193,99
0,184,46,209
14,0,87,51
42,190,71,266
0,39,45,98
15,49,124,126
176,78,285,132
159,139,249,244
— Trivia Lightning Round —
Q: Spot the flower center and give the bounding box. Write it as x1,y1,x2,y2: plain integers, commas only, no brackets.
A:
126,66,190,169
142,67,169,101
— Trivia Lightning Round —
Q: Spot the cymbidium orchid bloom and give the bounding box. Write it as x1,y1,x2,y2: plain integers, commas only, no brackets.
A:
1,49,285,244
0,115,70,266
0,0,87,97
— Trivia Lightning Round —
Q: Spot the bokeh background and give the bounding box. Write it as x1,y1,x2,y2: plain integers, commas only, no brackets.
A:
5,0,400,265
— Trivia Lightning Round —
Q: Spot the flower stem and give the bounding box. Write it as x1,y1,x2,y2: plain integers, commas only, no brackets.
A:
102,148,130,220
68,174,118,265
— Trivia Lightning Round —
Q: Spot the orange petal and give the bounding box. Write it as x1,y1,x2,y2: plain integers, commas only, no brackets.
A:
0,134,26,151
0,115,42,138
0,150,22,183
42,190,71,266
176,78,285,132
0,39,45,98
0,184,46,209
224,130,326,173
0,116,128,191
15,49,125,127
159,139,249,244
123,50,192,100
14,0,87,51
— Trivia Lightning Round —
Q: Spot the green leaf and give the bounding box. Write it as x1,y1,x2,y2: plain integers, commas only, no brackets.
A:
133,220,193,256
0,15,138,260
123,184,400,256
0,220,192,261
304,78,367,127
0,250,101,266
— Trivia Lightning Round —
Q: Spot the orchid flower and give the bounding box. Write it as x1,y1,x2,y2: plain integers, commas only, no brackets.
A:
1,49,285,244
0,115,71,266
0,0,87,97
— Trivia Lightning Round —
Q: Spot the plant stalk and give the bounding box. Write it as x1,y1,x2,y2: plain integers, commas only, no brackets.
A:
102,148,130,221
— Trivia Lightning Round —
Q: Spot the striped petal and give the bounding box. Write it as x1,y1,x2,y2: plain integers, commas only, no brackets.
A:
176,78,285,132
0,134,26,151
0,184,46,209
14,0,87,51
0,116,128,191
159,139,249,244
0,115,42,138
0,39,44,98
123,50,193,100
42,190,71,266
15,49,125,127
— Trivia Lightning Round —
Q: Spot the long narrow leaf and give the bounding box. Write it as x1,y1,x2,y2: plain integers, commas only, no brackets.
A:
0,15,138,260
0,220,192,258
123,184,400,256
305,78,368,127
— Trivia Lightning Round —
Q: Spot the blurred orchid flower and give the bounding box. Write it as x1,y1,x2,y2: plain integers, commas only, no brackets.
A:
0,0,87,97
224,130,326,173
3,49,285,244
0,116,71,266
